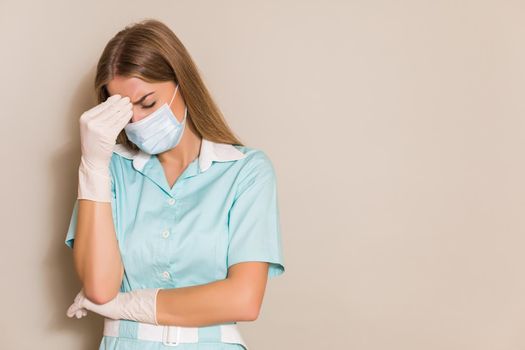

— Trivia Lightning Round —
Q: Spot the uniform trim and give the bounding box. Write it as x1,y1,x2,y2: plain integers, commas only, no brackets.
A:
112,138,246,173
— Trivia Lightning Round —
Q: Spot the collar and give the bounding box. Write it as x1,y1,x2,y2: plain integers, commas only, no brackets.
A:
112,138,246,173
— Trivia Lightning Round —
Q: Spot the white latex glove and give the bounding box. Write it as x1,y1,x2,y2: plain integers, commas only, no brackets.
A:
66,287,161,325
78,94,133,202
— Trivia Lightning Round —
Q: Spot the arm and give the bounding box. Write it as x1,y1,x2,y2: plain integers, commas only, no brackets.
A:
72,200,124,304
70,94,132,305
155,262,269,327
156,152,284,326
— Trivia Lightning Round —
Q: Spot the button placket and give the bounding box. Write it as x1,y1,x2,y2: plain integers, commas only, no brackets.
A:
162,193,180,284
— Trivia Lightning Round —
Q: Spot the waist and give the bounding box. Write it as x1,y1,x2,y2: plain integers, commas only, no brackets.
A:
103,318,248,348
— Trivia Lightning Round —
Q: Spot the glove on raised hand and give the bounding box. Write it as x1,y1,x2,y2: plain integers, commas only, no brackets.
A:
78,94,133,202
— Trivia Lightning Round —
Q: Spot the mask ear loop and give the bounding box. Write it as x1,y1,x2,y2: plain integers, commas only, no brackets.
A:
169,84,179,107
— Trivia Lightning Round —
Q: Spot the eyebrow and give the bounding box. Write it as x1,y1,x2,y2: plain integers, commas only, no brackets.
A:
131,91,155,105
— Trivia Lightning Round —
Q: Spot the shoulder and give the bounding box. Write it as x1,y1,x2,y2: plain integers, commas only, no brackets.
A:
234,144,275,172
108,144,138,181
231,145,277,191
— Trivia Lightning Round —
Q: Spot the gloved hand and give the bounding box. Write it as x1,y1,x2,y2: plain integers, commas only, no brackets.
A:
66,287,161,325
77,94,133,202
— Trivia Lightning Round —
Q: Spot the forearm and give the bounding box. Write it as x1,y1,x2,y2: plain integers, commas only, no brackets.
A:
73,199,123,304
156,278,258,327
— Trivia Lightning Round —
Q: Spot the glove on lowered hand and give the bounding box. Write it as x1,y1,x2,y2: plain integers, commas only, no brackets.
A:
66,287,161,325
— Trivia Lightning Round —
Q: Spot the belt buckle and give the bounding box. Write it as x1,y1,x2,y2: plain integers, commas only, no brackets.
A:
162,325,181,346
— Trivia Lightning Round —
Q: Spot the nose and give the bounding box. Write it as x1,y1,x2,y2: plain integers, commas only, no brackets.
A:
130,106,142,123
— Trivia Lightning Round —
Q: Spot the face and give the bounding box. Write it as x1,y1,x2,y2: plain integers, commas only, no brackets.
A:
106,76,180,123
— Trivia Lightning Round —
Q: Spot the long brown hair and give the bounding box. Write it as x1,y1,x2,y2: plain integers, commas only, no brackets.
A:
94,18,244,151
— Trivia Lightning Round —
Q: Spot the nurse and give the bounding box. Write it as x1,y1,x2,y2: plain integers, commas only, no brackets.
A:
64,19,285,349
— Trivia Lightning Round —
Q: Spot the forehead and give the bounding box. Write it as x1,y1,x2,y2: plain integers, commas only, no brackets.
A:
106,76,153,96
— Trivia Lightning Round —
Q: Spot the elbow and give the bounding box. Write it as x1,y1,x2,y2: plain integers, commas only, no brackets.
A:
80,267,123,305
83,287,118,305
244,303,261,321
230,281,265,321
239,297,262,321
82,278,120,305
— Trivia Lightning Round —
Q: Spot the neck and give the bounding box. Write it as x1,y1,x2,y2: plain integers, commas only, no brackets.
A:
157,119,202,167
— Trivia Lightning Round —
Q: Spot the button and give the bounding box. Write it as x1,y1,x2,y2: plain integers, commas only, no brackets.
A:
162,271,171,280
167,198,175,205
162,229,170,238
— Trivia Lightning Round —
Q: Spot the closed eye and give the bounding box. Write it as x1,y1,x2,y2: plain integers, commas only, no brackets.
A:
142,101,156,109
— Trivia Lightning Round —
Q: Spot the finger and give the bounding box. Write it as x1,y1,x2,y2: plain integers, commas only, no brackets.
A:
67,303,81,318
94,99,132,126
95,109,133,136
75,308,88,319
73,291,83,303
97,99,132,123
87,94,129,120
81,100,124,121
108,109,133,131
107,94,122,101
107,96,131,113
83,94,123,120
72,290,86,306
68,290,86,315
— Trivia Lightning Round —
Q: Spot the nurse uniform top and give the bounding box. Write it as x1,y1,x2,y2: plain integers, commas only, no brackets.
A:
64,137,285,350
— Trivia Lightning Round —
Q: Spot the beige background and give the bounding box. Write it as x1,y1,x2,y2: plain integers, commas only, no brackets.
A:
1,0,525,349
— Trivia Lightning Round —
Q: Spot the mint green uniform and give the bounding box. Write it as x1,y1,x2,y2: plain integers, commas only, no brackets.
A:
64,138,285,349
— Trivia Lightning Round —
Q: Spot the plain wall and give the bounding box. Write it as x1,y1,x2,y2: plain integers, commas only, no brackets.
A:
1,0,525,349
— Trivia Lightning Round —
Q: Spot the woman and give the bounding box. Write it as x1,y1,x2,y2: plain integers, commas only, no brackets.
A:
64,19,285,349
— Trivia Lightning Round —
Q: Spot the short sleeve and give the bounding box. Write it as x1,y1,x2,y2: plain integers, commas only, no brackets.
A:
64,168,117,249
227,151,285,278
64,198,79,249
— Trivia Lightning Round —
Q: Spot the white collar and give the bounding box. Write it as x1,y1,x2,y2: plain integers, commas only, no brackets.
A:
112,138,246,173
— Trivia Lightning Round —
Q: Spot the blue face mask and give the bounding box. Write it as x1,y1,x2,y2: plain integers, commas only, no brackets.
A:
124,83,187,155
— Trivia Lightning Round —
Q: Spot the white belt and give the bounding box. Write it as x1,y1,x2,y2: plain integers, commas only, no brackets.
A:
103,318,248,348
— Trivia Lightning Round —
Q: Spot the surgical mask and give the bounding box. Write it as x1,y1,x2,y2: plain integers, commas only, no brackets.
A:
124,83,187,155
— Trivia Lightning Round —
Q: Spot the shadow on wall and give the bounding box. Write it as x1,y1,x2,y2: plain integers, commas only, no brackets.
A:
44,63,105,350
